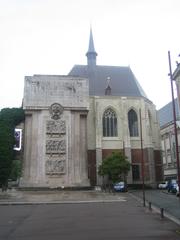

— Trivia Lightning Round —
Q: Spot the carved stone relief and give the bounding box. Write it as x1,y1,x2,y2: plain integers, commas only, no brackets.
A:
46,120,66,134
46,139,66,154
45,103,67,175
46,156,66,175
49,103,63,120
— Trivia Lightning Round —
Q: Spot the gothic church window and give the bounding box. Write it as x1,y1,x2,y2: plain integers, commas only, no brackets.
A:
128,109,138,137
103,108,117,137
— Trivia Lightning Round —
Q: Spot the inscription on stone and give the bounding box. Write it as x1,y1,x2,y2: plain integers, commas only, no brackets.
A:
24,76,89,109
46,139,66,154
46,157,66,174
46,120,66,134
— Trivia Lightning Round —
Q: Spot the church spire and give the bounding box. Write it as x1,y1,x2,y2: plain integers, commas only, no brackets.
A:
86,28,97,67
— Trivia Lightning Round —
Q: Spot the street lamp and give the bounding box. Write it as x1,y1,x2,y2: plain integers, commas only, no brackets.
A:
139,108,145,207
168,51,180,196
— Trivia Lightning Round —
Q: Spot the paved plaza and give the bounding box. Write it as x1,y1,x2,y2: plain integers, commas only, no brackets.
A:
0,189,180,240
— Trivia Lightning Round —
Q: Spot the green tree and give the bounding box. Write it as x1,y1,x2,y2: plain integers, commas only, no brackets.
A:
0,108,24,190
98,152,131,184
0,108,24,127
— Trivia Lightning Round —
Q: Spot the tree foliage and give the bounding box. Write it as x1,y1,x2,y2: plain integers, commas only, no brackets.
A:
0,108,24,189
0,108,24,127
10,160,22,181
98,152,131,183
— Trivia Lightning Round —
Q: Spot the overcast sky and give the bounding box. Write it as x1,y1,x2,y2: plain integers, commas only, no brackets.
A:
1,0,180,110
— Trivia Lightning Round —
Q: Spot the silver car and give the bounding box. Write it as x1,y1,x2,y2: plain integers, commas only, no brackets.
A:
158,181,168,189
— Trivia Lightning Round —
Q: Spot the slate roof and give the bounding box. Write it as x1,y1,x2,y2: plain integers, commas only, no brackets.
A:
68,65,148,98
158,98,180,128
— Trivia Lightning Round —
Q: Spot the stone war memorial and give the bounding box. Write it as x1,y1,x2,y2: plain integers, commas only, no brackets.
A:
20,29,163,188
21,75,90,187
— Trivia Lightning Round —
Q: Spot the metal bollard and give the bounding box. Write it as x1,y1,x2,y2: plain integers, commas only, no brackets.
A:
160,208,164,219
148,202,152,211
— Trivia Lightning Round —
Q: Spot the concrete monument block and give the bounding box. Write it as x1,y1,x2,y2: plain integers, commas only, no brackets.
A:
21,75,90,188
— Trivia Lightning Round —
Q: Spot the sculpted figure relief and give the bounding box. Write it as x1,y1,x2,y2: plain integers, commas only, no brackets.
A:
46,158,66,174
46,139,66,154
46,120,66,134
46,103,67,175
50,103,63,120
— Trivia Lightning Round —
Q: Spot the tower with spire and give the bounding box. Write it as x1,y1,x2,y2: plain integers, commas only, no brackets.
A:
86,28,97,67
68,28,162,187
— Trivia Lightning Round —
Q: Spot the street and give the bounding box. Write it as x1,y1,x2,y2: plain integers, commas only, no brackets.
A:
0,192,180,240
130,189,180,221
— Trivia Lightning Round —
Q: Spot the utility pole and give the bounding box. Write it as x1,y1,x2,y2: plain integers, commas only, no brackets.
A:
139,109,145,207
168,51,180,196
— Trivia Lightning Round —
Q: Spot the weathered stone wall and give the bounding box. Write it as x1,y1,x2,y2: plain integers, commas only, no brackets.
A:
21,75,90,187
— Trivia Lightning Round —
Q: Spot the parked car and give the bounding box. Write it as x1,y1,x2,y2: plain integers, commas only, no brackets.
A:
158,181,168,189
113,182,127,192
167,179,178,193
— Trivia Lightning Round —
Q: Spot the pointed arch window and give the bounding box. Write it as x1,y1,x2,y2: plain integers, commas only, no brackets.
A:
103,108,117,137
128,109,139,137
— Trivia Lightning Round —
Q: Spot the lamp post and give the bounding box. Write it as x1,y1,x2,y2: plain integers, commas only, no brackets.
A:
168,51,180,196
139,108,145,207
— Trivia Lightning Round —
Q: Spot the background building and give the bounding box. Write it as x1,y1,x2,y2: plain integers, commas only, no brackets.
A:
173,63,180,107
158,99,180,180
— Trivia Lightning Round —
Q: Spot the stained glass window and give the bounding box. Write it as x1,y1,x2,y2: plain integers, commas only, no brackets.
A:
128,109,138,137
103,108,117,137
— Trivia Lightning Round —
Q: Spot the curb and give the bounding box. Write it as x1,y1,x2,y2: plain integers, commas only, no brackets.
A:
0,199,126,205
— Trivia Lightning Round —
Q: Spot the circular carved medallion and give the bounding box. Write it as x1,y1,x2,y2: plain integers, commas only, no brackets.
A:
50,103,63,120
